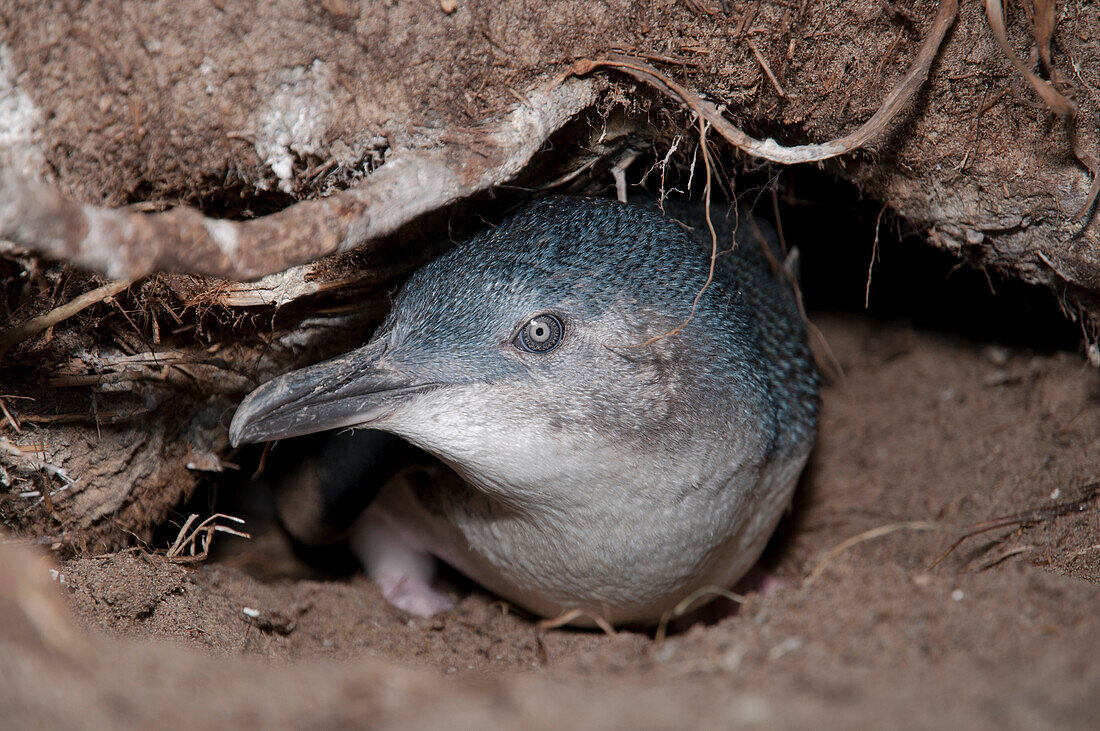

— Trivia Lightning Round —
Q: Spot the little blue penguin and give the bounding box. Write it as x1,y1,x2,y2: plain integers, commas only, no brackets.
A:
229,196,818,627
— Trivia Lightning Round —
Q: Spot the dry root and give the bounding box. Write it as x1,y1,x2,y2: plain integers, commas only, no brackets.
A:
805,481,1100,585
0,79,597,282
165,513,250,564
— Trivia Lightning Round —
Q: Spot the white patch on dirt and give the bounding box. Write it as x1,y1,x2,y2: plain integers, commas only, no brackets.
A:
0,44,46,180
198,59,218,95
253,60,334,193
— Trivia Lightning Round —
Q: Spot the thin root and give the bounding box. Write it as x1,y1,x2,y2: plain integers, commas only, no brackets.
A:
0,279,135,361
654,584,746,646
537,607,617,636
748,213,845,383
805,521,951,586
966,544,1033,572
865,205,887,309
632,116,720,348
805,480,1100,585
569,0,958,164
165,513,250,564
928,480,1100,569
1066,544,1100,560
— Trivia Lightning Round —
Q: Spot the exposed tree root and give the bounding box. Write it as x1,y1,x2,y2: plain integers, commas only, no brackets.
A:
0,79,597,281
0,279,135,360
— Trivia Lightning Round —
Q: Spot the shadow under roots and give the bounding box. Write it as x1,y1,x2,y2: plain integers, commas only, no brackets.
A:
768,167,1082,352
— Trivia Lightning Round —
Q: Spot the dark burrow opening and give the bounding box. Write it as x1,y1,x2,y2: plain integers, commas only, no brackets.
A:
160,159,1087,630
772,167,1081,352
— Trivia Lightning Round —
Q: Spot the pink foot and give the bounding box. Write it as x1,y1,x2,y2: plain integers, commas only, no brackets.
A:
352,506,454,619
732,563,785,598
375,572,455,618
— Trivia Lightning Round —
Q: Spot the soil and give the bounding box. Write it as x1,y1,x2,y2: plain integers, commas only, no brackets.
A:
4,312,1098,728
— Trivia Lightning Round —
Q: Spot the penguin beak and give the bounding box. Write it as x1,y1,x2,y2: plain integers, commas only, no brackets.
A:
228,339,434,447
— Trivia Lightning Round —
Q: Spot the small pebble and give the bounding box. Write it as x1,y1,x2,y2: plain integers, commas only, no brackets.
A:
984,345,1010,366
653,642,677,663
720,645,746,672
951,589,964,602
767,636,804,661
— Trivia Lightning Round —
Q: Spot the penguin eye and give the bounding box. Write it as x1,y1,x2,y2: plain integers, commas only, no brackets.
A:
513,314,563,353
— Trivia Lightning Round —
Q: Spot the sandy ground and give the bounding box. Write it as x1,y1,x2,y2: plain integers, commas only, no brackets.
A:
3,313,1099,729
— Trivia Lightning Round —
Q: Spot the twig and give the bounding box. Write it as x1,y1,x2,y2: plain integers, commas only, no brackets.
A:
165,513,250,563
609,48,706,69
55,350,235,370
610,150,641,203
0,398,21,433
928,481,1100,569
17,410,148,425
0,80,597,281
569,0,958,164
747,39,785,97
166,514,199,557
0,279,135,360
865,205,887,309
0,437,76,487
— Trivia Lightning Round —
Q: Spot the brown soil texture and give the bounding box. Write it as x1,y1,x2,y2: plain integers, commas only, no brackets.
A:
4,314,1098,728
